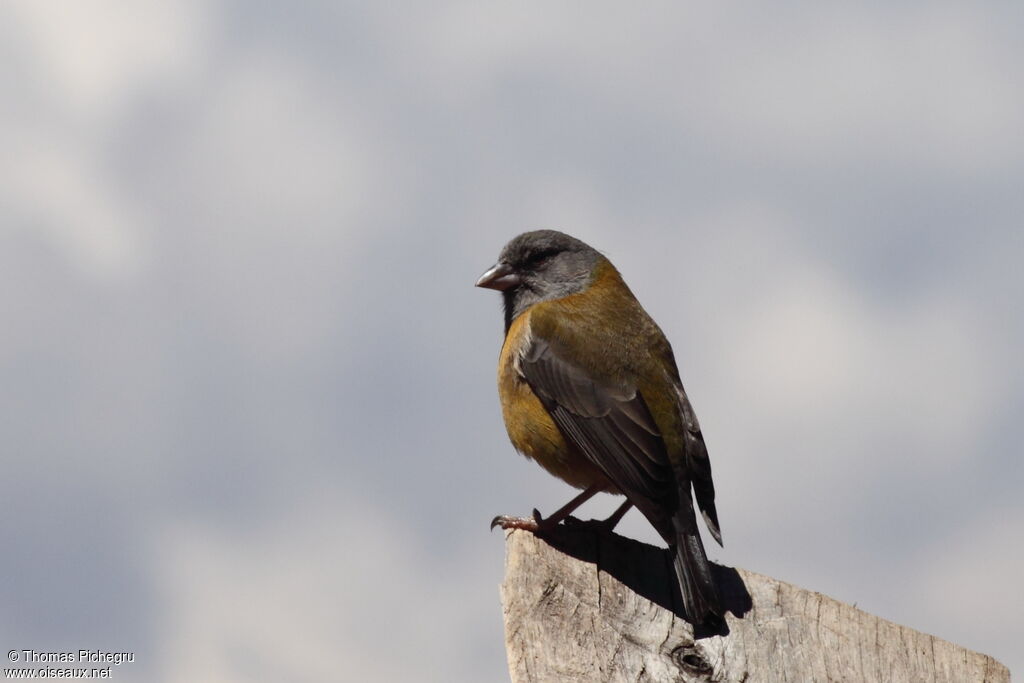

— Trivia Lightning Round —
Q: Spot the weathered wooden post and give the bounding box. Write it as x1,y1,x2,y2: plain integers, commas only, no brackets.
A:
501,526,1008,682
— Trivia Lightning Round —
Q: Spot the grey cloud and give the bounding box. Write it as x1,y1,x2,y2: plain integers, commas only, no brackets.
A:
1,1,1021,680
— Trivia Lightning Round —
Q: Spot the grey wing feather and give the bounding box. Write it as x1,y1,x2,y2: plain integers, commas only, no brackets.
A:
675,383,722,546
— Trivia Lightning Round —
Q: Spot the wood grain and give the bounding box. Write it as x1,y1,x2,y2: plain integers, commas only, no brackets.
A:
500,526,1008,683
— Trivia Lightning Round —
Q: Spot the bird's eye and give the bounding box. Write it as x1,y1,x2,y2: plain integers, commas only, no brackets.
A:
528,249,559,267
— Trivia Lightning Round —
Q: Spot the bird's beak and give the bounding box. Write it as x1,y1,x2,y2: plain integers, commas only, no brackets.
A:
475,262,521,291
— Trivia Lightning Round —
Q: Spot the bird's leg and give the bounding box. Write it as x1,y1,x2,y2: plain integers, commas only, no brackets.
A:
599,499,633,531
491,484,602,532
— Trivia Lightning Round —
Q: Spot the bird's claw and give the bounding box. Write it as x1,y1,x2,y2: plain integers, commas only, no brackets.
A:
490,508,546,532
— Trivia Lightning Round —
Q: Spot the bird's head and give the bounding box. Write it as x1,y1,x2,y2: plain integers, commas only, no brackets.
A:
476,230,603,330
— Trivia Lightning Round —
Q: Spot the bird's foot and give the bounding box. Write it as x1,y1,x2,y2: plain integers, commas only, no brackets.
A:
490,508,550,532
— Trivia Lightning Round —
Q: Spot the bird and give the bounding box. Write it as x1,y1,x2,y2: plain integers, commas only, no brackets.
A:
476,229,723,625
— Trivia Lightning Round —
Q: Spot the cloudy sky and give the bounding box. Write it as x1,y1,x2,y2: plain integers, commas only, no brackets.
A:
1,2,1020,681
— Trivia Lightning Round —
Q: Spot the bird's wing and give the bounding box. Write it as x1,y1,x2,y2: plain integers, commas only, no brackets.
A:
519,335,675,505
674,382,722,545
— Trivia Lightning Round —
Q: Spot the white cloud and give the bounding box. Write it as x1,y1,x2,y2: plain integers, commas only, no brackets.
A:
174,55,371,226
1,134,150,280
0,0,212,280
4,0,209,120
651,205,1004,474
719,260,998,465
418,2,723,92
152,490,500,683
915,500,1023,669
413,2,1022,173
704,4,1023,171
149,54,388,366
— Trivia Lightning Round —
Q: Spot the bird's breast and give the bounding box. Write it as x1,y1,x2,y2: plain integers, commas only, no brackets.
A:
497,311,612,491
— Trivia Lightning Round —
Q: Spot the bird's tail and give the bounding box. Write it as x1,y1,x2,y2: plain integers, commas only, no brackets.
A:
671,513,722,625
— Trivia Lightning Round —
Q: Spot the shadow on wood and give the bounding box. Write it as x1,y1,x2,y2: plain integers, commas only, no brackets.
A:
537,519,752,638
501,524,1009,683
